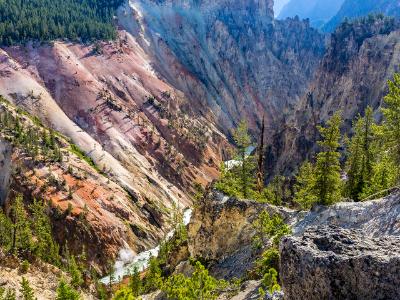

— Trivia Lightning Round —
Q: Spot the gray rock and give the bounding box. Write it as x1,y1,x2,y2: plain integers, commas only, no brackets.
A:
280,226,400,300
294,191,400,237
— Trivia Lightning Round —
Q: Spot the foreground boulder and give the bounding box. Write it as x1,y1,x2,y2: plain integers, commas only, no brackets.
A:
280,226,400,300
280,192,400,300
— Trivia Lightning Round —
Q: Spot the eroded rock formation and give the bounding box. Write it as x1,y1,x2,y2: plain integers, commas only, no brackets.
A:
185,190,298,279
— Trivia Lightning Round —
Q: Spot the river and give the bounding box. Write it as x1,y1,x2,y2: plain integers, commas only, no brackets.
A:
100,208,193,284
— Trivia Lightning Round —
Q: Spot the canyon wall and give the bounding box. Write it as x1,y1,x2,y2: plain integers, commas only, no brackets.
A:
118,0,325,133
270,16,400,176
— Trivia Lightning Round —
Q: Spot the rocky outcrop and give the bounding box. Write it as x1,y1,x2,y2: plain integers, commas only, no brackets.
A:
280,226,400,300
271,16,400,176
186,190,298,279
293,191,400,237
280,191,400,299
0,139,12,206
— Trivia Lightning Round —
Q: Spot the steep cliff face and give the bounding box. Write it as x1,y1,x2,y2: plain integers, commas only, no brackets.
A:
118,0,325,132
270,16,400,176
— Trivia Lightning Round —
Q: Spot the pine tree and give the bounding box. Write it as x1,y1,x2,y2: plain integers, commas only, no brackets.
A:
3,289,16,300
232,120,255,198
56,279,81,300
263,176,288,206
345,107,376,201
0,209,13,250
69,255,84,288
20,278,36,300
314,113,343,205
129,267,142,297
381,73,400,183
29,199,60,265
144,257,163,292
11,195,33,253
293,161,318,209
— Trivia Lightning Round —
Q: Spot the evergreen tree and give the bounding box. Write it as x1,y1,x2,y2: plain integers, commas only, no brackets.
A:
144,257,163,292
261,268,280,295
29,199,60,265
232,120,256,198
0,0,123,45
256,116,266,193
314,113,343,205
128,267,142,297
293,161,318,209
359,152,397,199
56,279,81,300
69,255,84,288
3,289,16,300
381,73,400,183
19,278,36,300
10,195,33,253
263,176,288,206
0,209,13,250
163,261,226,300
345,107,376,201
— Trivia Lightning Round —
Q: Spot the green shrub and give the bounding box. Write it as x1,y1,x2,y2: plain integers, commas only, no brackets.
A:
20,260,30,274
56,279,81,300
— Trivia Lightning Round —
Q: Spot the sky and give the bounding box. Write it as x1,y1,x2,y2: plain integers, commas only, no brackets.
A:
274,0,291,16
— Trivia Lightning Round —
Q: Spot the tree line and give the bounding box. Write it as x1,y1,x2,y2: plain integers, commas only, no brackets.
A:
0,0,124,45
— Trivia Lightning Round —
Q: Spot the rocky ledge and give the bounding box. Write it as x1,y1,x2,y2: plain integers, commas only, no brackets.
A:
280,226,400,300
280,192,400,300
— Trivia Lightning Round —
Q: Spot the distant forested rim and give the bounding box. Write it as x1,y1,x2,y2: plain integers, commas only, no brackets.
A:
0,0,125,45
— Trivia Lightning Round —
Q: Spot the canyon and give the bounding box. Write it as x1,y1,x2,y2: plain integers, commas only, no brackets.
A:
0,0,399,299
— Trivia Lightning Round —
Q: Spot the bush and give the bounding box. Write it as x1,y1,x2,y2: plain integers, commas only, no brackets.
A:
20,260,30,274
162,261,227,300
252,210,291,249
56,279,81,300
262,268,280,295
19,277,36,300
